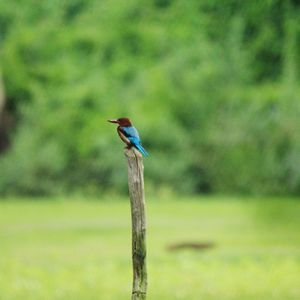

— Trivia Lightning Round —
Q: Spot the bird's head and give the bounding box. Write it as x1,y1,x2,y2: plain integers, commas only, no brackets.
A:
108,117,132,127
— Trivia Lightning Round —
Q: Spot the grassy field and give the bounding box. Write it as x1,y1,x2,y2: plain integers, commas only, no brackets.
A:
0,197,299,300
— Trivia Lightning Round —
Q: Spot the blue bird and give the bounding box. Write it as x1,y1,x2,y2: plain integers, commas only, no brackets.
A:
108,117,149,157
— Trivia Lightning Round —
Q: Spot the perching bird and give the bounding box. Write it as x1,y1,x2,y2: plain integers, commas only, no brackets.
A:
108,117,149,157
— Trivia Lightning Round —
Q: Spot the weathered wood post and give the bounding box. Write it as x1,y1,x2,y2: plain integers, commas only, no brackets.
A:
0,73,4,113
124,147,147,300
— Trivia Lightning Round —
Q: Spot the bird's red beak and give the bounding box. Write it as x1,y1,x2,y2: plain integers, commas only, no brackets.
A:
108,119,119,124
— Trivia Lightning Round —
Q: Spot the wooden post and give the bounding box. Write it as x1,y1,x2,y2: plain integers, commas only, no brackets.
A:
0,73,4,114
124,148,147,300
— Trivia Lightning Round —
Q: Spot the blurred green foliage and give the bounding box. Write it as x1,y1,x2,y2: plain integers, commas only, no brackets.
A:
0,0,300,196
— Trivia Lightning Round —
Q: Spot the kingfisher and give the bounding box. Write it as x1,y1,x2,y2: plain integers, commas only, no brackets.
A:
108,117,149,157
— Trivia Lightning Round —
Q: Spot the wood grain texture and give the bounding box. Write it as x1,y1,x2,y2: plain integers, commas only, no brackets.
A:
0,74,4,113
124,148,147,300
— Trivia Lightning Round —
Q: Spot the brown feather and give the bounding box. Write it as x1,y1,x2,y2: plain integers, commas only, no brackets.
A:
117,126,131,146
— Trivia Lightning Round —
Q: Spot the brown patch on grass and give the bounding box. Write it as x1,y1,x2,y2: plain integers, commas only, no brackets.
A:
167,242,215,252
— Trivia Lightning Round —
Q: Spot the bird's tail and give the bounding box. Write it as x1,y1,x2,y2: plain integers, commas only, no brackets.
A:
134,143,149,157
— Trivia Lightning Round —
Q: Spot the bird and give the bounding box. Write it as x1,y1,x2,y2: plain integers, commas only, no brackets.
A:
108,117,149,157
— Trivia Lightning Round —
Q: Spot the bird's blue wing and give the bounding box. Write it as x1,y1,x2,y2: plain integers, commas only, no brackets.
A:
120,126,149,156
120,126,140,141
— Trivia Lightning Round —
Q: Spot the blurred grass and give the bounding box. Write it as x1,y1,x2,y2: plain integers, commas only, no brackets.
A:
0,197,299,300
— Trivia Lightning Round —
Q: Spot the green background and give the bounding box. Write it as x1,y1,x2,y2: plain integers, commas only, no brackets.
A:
0,2,300,299
1,0,300,196
1,197,299,300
